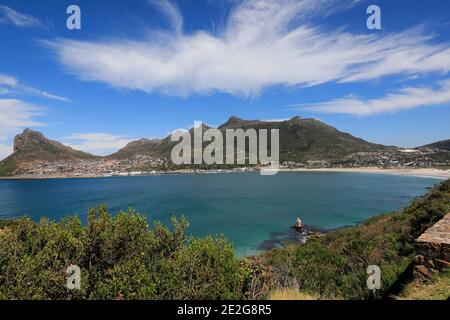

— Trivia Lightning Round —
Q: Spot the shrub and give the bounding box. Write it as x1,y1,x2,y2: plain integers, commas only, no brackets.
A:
0,206,245,300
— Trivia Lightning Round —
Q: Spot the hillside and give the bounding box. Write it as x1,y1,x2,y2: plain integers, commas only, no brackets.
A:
109,124,212,160
111,116,391,162
261,179,450,300
0,129,97,176
418,139,450,152
220,116,391,161
108,138,171,160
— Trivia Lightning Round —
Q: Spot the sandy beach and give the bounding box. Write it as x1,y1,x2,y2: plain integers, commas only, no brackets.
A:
278,168,450,179
1,167,449,180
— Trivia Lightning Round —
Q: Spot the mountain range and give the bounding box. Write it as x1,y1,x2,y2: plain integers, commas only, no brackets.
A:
0,116,448,176
109,116,392,160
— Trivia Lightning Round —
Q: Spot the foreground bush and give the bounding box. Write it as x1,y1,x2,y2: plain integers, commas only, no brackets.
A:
0,206,245,300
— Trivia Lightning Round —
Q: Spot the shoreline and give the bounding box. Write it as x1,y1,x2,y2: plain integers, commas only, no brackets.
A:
0,167,449,180
278,167,450,179
0,168,255,180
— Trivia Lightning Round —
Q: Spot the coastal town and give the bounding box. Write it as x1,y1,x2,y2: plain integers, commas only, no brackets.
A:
280,150,448,169
16,155,166,178
9,149,449,179
13,155,256,178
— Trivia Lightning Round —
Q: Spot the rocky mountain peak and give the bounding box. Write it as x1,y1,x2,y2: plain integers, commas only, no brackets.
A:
13,129,46,153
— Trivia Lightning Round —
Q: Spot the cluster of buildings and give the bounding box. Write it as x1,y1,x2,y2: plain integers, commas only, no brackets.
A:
339,151,437,168
19,155,166,178
15,149,449,178
280,150,449,169
17,155,257,178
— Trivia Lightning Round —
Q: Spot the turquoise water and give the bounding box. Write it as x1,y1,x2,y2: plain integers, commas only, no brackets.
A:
0,172,441,256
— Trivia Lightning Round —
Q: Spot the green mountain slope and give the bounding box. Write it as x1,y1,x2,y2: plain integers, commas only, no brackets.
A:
418,139,450,152
111,116,391,162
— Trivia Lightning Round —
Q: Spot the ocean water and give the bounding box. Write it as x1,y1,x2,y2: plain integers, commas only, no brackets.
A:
0,172,441,256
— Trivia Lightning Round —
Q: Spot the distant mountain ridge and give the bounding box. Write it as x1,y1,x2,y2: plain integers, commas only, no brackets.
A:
110,116,392,161
1,117,448,176
418,139,450,152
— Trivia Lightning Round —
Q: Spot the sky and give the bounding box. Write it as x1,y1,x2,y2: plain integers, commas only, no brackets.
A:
0,0,449,159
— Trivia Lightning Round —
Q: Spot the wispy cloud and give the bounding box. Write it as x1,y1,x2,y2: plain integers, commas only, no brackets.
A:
297,80,450,116
0,74,67,159
149,0,183,35
0,74,18,86
46,0,450,97
0,74,70,102
0,5,41,28
0,143,12,160
0,99,44,138
0,98,45,159
64,133,133,155
0,74,70,159
261,118,290,122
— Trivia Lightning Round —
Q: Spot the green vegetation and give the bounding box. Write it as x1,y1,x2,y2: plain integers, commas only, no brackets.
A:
399,269,450,300
419,139,450,152
0,206,245,300
0,219,18,229
0,156,16,176
259,179,450,299
0,180,448,300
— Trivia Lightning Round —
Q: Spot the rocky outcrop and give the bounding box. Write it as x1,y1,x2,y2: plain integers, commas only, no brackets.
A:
0,129,98,176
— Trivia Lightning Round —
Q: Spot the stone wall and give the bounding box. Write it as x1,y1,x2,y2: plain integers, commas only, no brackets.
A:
414,213,450,278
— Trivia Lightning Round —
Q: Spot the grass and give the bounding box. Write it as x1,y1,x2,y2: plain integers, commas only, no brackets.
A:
268,288,321,300
399,269,450,300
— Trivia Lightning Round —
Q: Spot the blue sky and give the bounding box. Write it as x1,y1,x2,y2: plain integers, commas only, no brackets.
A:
0,0,449,158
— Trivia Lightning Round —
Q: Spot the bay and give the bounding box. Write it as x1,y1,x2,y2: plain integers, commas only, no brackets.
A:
0,172,441,256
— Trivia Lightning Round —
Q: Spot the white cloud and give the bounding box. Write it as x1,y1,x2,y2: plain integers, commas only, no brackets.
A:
0,73,70,102
0,75,68,160
262,118,290,122
0,74,67,159
0,5,41,28
149,0,183,35
0,99,44,139
46,0,450,97
0,74,18,86
0,143,12,160
0,98,44,159
298,80,450,116
0,143,13,160
64,133,133,156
